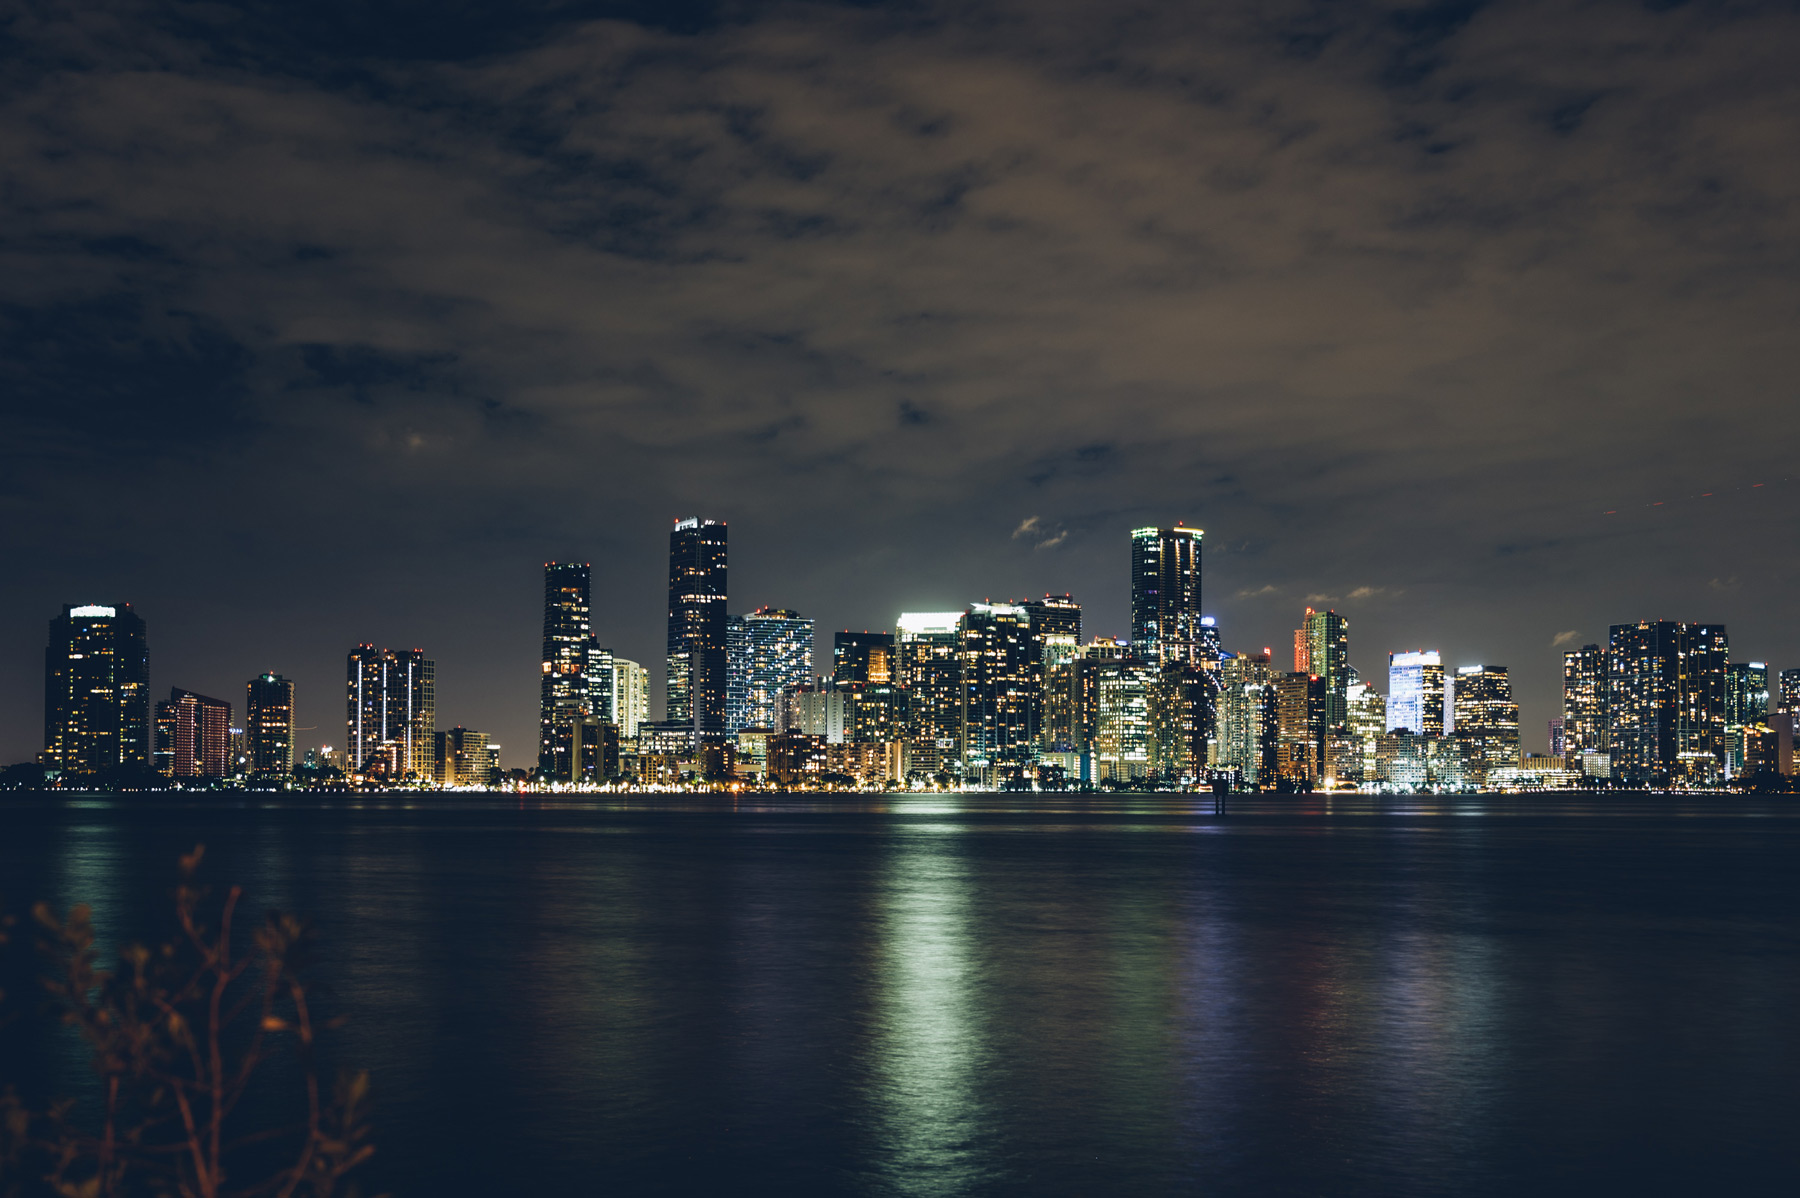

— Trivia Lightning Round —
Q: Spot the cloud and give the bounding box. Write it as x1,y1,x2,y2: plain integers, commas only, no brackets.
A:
1552,630,1580,647
3,0,1800,762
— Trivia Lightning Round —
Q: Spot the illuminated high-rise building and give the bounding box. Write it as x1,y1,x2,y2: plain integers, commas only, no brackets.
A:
43,603,150,775
245,673,295,776
611,657,649,738
1607,621,1729,786
346,645,435,778
1451,665,1519,786
1777,668,1800,717
897,612,964,775
959,603,1036,776
153,689,232,779
1092,655,1154,782
1386,651,1445,736
1023,594,1082,644
1148,661,1209,780
728,607,814,733
1345,681,1387,783
1562,644,1608,756
1130,525,1203,664
667,518,728,741
1218,651,1276,786
1274,673,1327,783
832,630,895,685
1298,609,1350,732
1725,663,1770,736
434,726,492,787
540,562,598,780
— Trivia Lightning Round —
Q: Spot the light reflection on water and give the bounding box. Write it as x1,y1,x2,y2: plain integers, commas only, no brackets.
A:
3,792,1800,1197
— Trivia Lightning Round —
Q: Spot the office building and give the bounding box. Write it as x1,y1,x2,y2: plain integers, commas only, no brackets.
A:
1342,680,1387,784
1218,651,1276,787
850,684,910,745
1562,644,1608,757
1089,655,1154,782
1547,717,1566,757
728,608,814,733
832,630,895,685
1297,608,1350,732
1274,673,1327,784
541,562,600,781
1149,661,1210,780
1724,662,1770,778
666,517,729,740
587,643,616,725
1451,665,1520,786
959,603,1036,777
1130,524,1203,664
1607,621,1729,786
1023,593,1082,645
434,726,492,787
245,673,295,776
1387,651,1445,736
43,603,150,774
346,645,435,778
897,612,965,775
1777,668,1800,717
612,657,649,738
154,689,232,778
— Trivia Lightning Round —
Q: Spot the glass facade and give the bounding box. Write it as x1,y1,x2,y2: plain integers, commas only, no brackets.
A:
1562,644,1608,756
959,603,1036,774
43,603,150,774
667,518,728,740
346,644,435,778
897,612,964,775
1451,665,1520,786
245,672,295,776
1130,525,1203,665
154,688,232,778
1606,621,1729,786
1386,650,1444,736
728,607,814,733
541,562,596,780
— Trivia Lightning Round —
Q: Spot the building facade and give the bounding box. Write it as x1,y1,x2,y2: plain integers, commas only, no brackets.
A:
540,562,599,781
1562,644,1608,757
959,603,1036,777
1387,651,1445,736
832,630,895,685
897,612,964,775
346,645,435,778
245,672,295,776
44,603,151,775
1451,665,1520,786
666,517,729,740
612,657,649,738
1299,608,1350,733
1130,525,1203,665
154,688,232,778
728,607,814,733
1218,651,1276,787
1607,621,1729,786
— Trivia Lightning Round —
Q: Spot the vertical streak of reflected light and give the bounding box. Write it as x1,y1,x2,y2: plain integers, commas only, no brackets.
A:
872,828,990,1197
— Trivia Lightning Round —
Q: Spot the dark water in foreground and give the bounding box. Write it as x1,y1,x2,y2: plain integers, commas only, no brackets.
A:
2,792,1799,1196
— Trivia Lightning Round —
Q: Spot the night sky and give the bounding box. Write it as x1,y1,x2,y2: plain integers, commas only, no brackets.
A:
4,0,1798,768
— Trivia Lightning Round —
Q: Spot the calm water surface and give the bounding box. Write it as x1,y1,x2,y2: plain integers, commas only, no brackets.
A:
2,792,1798,1196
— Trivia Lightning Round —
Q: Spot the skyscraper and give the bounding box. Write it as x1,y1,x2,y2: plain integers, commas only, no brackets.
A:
245,672,295,776
1092,655,1155,782
1607,621,1729,786
154,689,232,778
345,645,434,778
1777,668,1800,717
959,603,1036,777
728,607,814,733
1451,665,1520,786
1562,644,1608,756
667,517,728,741
1218,650,1276,786
541,562,597,780
1130,525,1203,664
1386,651,1445,736
897,612,964,776
832,630,895,685
1725,662,1770,736
1148,661,1209,780
1274,673,1327,783
611,658,649,738
44,604,151,775
1023,594,1082,644
1299,608,1350,732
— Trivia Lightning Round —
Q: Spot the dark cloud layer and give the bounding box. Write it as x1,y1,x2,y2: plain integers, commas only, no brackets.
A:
4,0,1799,764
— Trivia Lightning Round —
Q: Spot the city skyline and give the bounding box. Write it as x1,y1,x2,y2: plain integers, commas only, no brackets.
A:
14,511,1798,784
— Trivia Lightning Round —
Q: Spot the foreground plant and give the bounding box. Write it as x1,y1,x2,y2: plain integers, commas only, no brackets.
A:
0,848,381,1198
